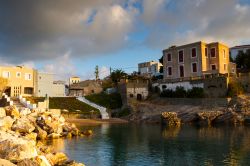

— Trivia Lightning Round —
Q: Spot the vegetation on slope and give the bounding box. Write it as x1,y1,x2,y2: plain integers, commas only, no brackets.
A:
25,97,99,115
85,92,122,109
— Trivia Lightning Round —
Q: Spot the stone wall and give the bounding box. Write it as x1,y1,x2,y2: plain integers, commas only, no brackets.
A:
203,76,228,97
154,76,229,98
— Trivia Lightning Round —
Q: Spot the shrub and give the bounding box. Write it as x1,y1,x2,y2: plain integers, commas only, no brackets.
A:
187,87,204,98
117,108,131,117
160,87,205,98
160,89,174,97
227,82,244,97
174,86,187,98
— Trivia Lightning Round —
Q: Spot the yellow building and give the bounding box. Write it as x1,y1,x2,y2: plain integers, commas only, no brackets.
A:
69,76,80,85
0,66,37,97
163,41,234,80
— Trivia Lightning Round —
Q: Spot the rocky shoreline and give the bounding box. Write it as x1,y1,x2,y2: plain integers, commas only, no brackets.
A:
126,95,250,126
162,95,250,126
0,106,91,166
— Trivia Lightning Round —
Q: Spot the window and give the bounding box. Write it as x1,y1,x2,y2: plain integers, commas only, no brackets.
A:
211,64,216,70
179,65,184,77
3,71,10,78
205,48,208,57
192,63,197,73
224,64,227,71
25,73,32,80
16,72,21,78
167,53,172,62
178,50,184,63
191,48,196,58
167,67,172,76
223,49,226,59
211,48,216,58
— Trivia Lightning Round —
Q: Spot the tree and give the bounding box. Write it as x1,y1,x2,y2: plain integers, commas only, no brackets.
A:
95,65,99,80
110,69,127,85
0,77,8,96
235,49,250,69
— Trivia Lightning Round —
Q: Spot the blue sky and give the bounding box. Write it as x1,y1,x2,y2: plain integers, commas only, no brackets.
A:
1,0,250,80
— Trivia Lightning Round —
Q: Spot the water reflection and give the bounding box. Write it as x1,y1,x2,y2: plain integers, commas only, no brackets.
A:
48,124,250,166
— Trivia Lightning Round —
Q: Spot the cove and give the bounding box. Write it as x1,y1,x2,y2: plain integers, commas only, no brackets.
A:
46,124,250,166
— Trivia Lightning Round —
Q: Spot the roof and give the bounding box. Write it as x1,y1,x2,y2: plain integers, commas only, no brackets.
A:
163,41,229,52
230,45,250,49
69,80,102,89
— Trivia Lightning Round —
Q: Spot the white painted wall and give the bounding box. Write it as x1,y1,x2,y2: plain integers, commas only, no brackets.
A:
36,72,65,97
153,81,204,92
127,87,149,100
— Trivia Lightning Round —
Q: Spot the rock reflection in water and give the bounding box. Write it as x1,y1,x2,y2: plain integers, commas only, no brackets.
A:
48,124,250,166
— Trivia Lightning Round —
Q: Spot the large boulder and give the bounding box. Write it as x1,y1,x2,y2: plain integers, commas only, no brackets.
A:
0,131,38,162
0,158,16,166
17,159,39,166
12,117,35,134
19,109,31,117
0,116,15,131
5,106,20,119
0,107,6,118
35,156,51,166
35,126,47,140
197,111,223,126
46,152,68,165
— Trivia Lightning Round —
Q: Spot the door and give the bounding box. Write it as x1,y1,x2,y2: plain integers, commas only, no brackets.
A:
179,65,184,77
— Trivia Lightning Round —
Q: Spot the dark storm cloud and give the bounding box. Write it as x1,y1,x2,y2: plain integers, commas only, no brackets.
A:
0,0,136,63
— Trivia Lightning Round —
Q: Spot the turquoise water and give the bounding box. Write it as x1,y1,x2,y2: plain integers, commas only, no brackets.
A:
48,124,250,166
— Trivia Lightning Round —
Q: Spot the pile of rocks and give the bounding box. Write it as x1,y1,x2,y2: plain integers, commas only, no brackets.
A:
161,112,181,127
0,106,90,166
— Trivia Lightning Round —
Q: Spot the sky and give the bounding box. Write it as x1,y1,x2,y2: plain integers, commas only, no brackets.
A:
0,0,250,81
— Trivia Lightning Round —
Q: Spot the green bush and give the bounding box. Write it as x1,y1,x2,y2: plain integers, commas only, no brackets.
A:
187,87,204,98
227,82,244,97
160,87,205,98
160,89,174,97
174,86,187,98
85,92,122,109
117,108,131,117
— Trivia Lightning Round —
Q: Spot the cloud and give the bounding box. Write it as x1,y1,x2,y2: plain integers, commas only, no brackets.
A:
142,0,250,48
43,51,76,81
0,0,137,63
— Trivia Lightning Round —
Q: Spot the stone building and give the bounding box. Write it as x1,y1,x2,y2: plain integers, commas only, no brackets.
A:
163,41,235,80
126,79,149,100
69,80,103,96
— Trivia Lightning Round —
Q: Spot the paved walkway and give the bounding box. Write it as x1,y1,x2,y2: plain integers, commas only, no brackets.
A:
77,97,109,119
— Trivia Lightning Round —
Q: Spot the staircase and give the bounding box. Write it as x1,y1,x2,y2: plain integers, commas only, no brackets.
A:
11,97,26,111
77,97,109,119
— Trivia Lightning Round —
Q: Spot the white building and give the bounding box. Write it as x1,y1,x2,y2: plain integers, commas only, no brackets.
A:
230,45,250,60
35,72,65,97
138,61,163,77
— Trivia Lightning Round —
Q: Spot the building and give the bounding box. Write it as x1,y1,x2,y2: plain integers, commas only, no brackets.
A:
69,80,103,96
163,41,234,80
0,65,65,97
230,45,250,60
138,61,163,77
126,79,149,100
35,72,65,97
69,76,80,85
0,66,37,97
